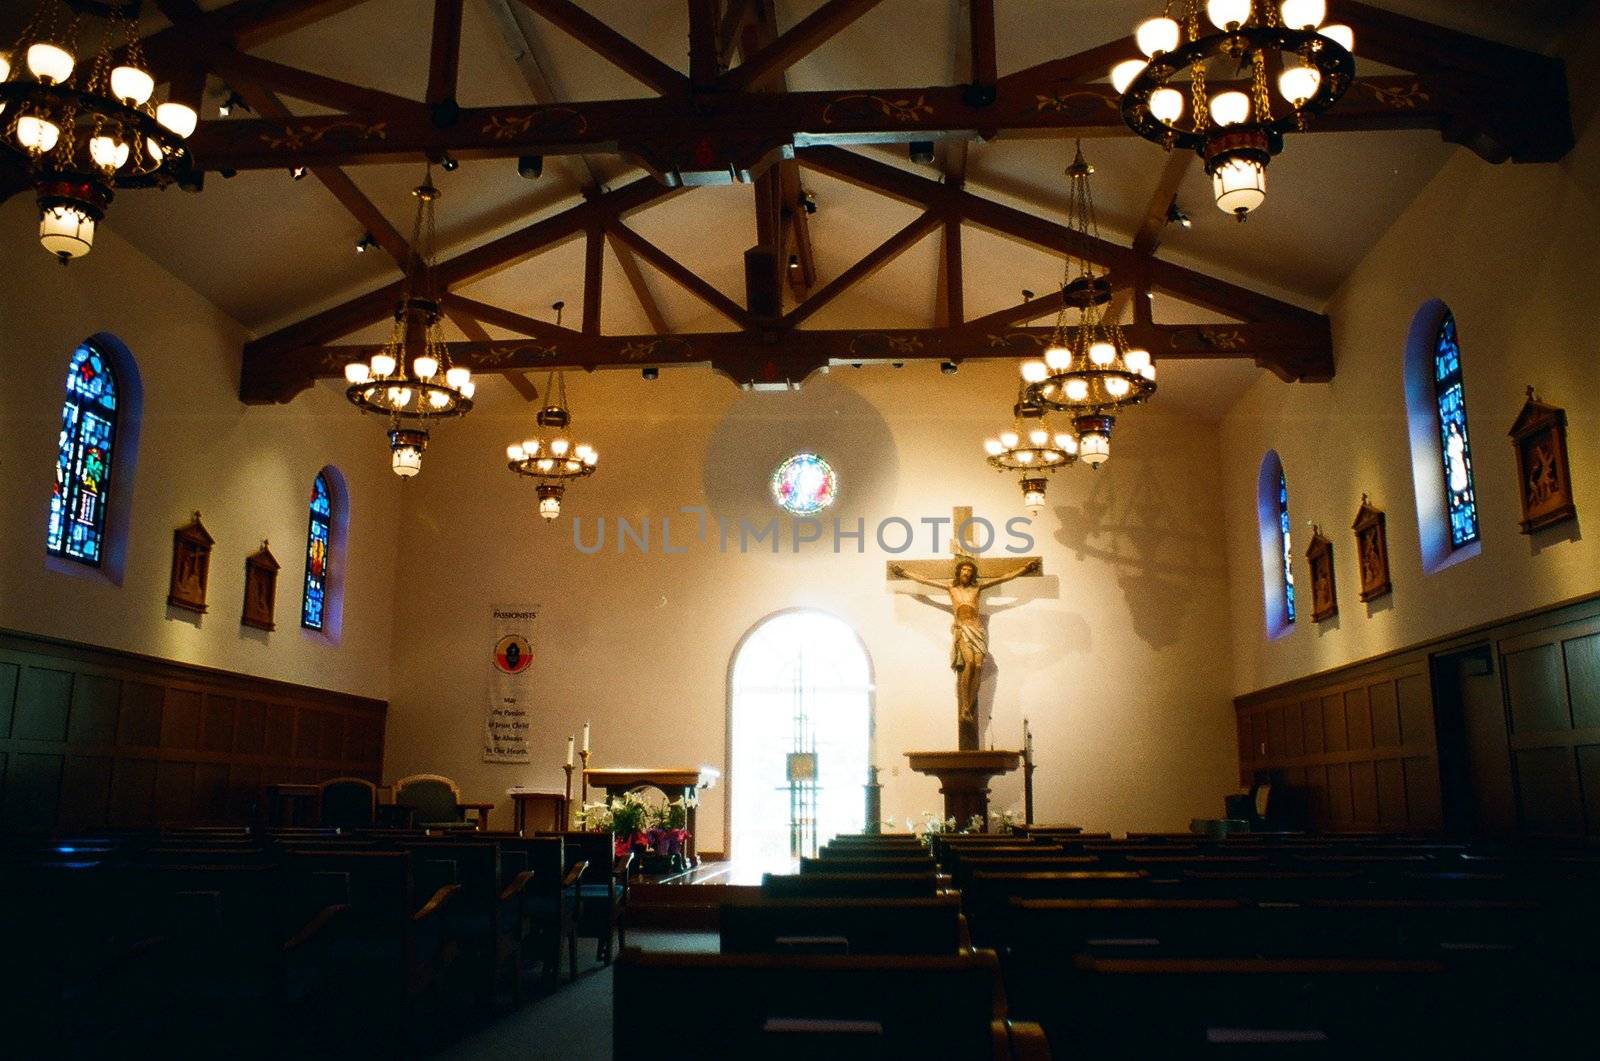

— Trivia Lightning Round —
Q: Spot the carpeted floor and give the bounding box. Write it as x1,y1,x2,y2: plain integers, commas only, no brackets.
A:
433,930,719,1060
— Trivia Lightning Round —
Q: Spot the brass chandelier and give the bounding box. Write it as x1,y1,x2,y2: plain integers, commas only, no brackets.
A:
507,321,597,523
343,166,474,477
1,0,198,263
984,382,1077,514
1019,144,1156,470
1111,1,1354,219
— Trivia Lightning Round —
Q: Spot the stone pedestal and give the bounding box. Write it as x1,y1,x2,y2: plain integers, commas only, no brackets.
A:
905,749,1022,829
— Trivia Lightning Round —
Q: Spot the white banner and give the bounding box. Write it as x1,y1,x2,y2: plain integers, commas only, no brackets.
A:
483,604,538,763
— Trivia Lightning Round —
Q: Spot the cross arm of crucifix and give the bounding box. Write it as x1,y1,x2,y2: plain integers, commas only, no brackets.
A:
888,563,950,590
975,557,1041,589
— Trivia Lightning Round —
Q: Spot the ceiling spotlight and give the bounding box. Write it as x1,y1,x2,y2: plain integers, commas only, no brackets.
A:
909,141,936,165
799,190,818,214
518,155,544,180
1166,197,1193,229
941,361,958,375
642,366,659,381
355,231,376,254
218,90,248,117
289,165,308,181
440,153,459,172
787,254,800,270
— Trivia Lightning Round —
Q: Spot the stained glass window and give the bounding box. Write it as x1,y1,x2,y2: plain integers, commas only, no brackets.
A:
1279,471,1296,625
1434,313,1479,549
772,453,837,516
48,342,118,566
302,473,332,631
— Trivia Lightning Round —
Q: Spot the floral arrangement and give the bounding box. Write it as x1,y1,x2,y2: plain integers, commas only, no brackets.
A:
994,805,1023,835
578,790,690,861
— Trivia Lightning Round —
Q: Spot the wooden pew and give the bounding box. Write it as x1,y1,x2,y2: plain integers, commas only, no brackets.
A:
720,895,967,955
614,947,1049,1059
763,871,942,899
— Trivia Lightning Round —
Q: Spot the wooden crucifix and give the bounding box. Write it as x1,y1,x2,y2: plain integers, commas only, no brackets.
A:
886,506,1045,750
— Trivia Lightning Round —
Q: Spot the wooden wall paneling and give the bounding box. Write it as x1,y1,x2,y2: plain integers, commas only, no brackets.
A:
1375,758,1407,825
1265,706,1285,758
1302,699,1325,754
1323,694,1348,753
1403,756,1443,829
1325,763,1353,824
1371,681,1401,747
1502,641,1570,735
1513,747,1583,835
1283,699,1304,756
1349,761,1379,824
0,628,386,832
1576,745,1600,835
1396,673,1432,746
1345,687,1373,750
1562,630,1600,729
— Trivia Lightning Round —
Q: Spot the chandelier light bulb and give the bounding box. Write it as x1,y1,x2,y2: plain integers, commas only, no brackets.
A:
1124,349,1151,373
89,135,129,171
1079,432,1111,467
1022,481,1047,514
27,42,75,84
16,115,60,153
392,449,421,477
428,389,450,409
146,137,163,161
1141,363,1157,381
1280,0,1326,30
446,366,471,388
344,362,371,385
156,101,198,139
551,438,571,456
537,457,554,472
460,380,476,399
412,355,439,380
1207,0,1253,31
1089,341,1116,367
1056,433,1078,453
110,65,154,106
1065,379,1090,402
1149,87,1185,124
1135,17,1180,58
1021,359,1049,383
1043,345,1071,371
1319,23,1354,52
0,52,10,83
1210,90,1251,127
1111,59,1147,95
1017,451,1034,464
1000,430,1020,450
1029,428,1049,447
539,494,561,521
984,438,1004,456
522,438,540,454
370,353,397,377
581,450,597,467
507,444,525,462
1278,64,1322,107
1105,376,1131,398
39,202,95,261
1213,155,1268,218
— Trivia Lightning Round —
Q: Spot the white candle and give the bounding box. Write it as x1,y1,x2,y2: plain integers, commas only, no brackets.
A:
583,722,591,754
566,735,574,766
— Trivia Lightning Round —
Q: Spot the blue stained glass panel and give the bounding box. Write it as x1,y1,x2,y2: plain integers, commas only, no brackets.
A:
1279,471,1296,625
1433,314,1479,549
302,474,331,630
48,343,118,565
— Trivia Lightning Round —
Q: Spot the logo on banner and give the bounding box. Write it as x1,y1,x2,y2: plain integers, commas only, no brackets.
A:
494,633,533,674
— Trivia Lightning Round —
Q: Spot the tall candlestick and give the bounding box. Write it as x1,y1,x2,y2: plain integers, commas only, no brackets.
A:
583,722,591,754
566,735,574,767
579,748,591,806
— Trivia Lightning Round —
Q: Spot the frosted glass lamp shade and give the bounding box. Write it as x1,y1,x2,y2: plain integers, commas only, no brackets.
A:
459,380,475,399
1210,90,1251,126
1029,428,1049,447
506,444,525,461
1278,64,1321,106
89,136,129,170
1135,17,1180,57
522,438,540,454
427,389,450,409
1022,483,1047,514
1207,0,1252,30
1000,431,1020,449
984,438,1004,456
1064,379,1090,402
1021,360,1048,383
156,101,198,138
39,203,94,260
145,137,163,161
1213,156,1267,217
344,362,371,384
412,355,439,379
446,366,471,387
539,495,561,520
27,42,74,84
16,115,59,152
1111,59,1147,95
1056,433,1078,453
1319,24,1354,52
1140,363,1157,381
1124,349,1151,372
581,450,597,467
1044,345,1071,370
1105,376,1131,398
1149,87,1185,124
370,353,397,377
1089,341,1116,367
1280,0,1326,30
1079,432,1111,467
0,52,10,83
551,438,571,456
391,446,423,477
110,65,154,105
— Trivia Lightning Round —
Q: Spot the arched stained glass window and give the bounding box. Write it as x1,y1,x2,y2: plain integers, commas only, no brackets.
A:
49,341,119,566
1279,471,1297,626
302,473,333,630
1433,312,1479,549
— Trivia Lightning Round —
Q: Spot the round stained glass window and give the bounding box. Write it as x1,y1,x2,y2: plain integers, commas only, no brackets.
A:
771,453,837,515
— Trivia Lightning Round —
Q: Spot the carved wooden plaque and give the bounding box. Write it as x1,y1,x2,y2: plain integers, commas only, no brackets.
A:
1306,525,1338,623
1351,496,1391,603
1509,388,1577,534
242,541,280,632
168,511,214,614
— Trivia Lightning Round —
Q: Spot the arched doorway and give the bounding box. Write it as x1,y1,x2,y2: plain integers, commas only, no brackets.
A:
729,610,873,870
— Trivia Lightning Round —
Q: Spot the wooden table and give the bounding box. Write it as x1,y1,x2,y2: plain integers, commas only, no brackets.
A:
507,790,569,834
261,782,319,827
583,766,720,863
460,802,495,831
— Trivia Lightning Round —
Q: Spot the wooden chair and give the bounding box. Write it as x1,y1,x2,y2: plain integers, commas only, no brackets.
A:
316,776,377,830
538,830,629,962
391,774,492,831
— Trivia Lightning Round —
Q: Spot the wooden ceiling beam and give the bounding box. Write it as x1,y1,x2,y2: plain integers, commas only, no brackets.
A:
582,225,605,335
609,232,673,334
195,45,421,116
138,0,374,77
512,0,691,96
427,0,465,108
967,0,996,97
963,292,1062,332
720,0,888,93
604,222,755,328
1132,150,1194,257
782,208,941,328
443,302,541,401
290,315,1333,391
689,0,723,90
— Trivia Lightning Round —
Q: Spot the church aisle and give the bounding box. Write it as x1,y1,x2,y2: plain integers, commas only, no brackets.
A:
431,930,719,1061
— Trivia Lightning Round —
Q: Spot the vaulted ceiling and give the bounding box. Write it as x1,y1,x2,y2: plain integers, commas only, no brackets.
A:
1,0,1586,413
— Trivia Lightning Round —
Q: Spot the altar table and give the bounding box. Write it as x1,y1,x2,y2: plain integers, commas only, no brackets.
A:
582,766,720,863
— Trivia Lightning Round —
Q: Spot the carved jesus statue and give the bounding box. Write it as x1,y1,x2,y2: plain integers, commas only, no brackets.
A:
890,556,1040,742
